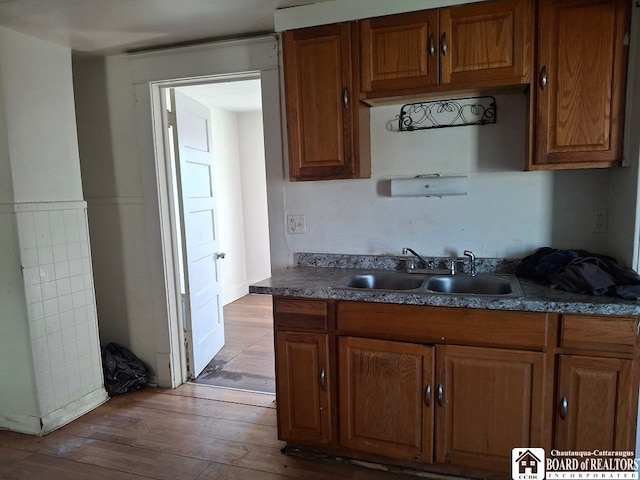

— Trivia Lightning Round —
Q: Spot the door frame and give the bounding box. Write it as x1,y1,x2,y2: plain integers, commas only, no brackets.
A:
130,36,286,387
153,72,270,384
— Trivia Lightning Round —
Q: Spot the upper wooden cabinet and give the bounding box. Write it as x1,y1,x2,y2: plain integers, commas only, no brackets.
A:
282,0,631,177
283,23,371,181
360,11,439,93
360,0,533,98
530,0,631,169
440,0,533,86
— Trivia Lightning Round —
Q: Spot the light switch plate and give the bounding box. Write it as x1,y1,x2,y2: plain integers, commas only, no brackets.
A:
287,214,307,234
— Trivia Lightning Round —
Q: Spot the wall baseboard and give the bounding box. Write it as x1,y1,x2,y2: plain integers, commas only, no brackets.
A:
223,283,249,306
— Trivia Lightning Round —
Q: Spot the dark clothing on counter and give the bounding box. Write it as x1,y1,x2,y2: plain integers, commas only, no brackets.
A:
516,247,605,284
517,247,640,300
553,256,640,300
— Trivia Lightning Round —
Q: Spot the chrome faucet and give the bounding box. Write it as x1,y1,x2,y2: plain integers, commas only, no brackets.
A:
402,248,431,270
463,250,476,276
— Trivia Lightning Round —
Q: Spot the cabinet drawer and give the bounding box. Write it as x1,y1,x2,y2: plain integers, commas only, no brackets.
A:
274,297,330,332
561,315,638,355
337,302,551,349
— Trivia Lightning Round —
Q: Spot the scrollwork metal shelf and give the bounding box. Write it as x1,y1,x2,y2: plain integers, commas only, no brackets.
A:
399,96,496,132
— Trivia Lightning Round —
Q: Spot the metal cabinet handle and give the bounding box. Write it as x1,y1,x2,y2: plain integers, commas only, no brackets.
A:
319,369,326,390
424,385,432,407
540,66,548,91
343,88,349,109
559,396,568,419
215,252,226,259
437,384,444,406
428,34,435,57
441,33,448,56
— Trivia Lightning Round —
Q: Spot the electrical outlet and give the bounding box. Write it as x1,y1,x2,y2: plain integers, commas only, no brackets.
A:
591,209,608,233
287,214,307,234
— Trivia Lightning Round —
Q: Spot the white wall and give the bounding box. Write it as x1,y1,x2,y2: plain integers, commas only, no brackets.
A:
71,29,639,390
0,26,107,435
73,37,283,387
283,94,611,260
609,4,640,270
210,106,249,304
0,210,40,434
275,0,487,31
239,111,272,284
209,108,272,303
0,28,84,204
73,54,162,384
0,83,14,203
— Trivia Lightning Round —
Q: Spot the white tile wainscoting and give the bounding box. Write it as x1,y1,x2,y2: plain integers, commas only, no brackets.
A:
14,201,107,433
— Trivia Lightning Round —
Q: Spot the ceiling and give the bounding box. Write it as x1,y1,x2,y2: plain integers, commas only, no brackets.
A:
177,79,263,113
0,0,333,56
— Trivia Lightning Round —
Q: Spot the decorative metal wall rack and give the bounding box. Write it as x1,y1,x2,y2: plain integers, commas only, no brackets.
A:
399,96,496,132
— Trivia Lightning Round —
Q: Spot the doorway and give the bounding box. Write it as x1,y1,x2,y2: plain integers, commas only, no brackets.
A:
162,76,272,385
193,294,275,393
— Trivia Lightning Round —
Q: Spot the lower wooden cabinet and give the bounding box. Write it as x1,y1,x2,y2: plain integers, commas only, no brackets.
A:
339,337,434,462
275,331,332,445
338,339,547,472
436,345,545,473
555,355,634,451
272,297,639,477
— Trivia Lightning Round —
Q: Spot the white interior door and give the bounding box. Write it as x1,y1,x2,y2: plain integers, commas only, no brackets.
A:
171,89,225,378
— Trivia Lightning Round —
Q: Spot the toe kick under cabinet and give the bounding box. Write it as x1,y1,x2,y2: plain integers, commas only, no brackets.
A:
272,297,640,478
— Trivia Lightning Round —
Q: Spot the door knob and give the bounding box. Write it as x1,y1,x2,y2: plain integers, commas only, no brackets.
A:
216,252,226,259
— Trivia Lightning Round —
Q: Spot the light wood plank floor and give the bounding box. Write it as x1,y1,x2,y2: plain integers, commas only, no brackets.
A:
0,383,422,479
194,294,275,393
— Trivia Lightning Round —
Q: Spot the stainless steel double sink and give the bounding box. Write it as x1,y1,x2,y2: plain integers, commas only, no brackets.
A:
337,271,524,297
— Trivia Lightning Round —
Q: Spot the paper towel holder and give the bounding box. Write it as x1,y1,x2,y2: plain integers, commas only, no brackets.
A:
389,174,467,197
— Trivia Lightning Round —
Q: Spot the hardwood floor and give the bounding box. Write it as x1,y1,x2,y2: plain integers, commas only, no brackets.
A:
194,294,275,393
0,383,422,479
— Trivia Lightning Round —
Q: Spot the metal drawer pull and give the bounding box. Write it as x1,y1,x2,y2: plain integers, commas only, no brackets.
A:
429,34,435,57
424,385,432,406
319,369,326,390
441,33,448,56
540,66,548,91
343,88,349,109
559,396,568,419
437,384,444,406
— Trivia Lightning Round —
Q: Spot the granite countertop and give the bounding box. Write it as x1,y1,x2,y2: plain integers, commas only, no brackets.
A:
249,254,640,316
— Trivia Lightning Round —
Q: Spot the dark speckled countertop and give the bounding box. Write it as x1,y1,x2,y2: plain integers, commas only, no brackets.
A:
249,253,640,316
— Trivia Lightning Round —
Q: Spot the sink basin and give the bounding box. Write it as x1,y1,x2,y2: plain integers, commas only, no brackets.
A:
342,272,427,291
425,274,522,296
338,272,523,296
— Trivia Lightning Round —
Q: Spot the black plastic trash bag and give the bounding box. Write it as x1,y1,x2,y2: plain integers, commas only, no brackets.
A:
101,342,149,396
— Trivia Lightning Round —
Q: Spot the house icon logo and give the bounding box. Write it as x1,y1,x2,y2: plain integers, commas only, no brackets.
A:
512,448,545,480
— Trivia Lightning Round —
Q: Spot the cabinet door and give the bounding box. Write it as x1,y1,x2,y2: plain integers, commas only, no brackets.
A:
533,0,630,169
339,337,434,462
436,345,546,474
440,0,532,85
360,11,439,93
275,331,332,445
555,355,634,451
283,24,369,181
